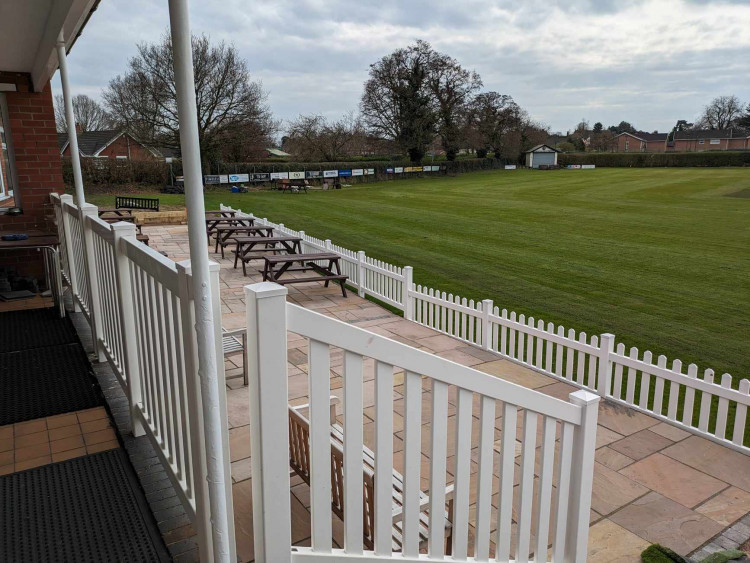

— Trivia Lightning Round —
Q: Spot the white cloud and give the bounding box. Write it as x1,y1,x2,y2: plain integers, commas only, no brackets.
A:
60,0,750,133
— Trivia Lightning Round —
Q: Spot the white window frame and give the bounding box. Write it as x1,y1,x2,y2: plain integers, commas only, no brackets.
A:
625,139,629,151
0,93,19,208
698,139,705,145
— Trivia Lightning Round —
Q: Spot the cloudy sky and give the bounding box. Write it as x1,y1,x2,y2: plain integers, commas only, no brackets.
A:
59,0,750,134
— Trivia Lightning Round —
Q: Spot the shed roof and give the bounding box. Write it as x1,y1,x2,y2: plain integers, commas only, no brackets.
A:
525,144,560,153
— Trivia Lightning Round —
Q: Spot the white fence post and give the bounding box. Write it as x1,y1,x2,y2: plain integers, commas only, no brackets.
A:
357,250,366,297
324,239,332,251
481,299,494,350
403,266,414,320
566,390,600,563
80,203,106,362
245,282,292,563
299,231,305,253
60,195,81,312
176,260,211,562
111,222,146,437
597,333,615,397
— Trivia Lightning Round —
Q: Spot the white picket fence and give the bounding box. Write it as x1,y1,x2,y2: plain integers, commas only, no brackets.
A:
51,194,236,562
245,282,601,562
220,203,750,455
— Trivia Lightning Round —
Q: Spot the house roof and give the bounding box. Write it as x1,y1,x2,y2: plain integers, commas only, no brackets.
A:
265,148,291,157
614,132,668,142
58,129,162,158
674,128,749,140
525,144,560,153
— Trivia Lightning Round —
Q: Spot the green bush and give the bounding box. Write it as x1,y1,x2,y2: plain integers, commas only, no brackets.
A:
559,151,750,168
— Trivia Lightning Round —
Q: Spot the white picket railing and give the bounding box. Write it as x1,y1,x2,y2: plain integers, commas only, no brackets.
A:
245,282,600,562
220,203,750,455
51,194,236,562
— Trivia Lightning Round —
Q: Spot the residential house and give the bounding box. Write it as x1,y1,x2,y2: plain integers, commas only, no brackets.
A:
672,128,750,152
58,129,163,160
613,132,668,152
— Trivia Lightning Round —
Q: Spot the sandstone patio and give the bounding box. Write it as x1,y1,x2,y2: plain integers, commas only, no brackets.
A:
147,224,750,562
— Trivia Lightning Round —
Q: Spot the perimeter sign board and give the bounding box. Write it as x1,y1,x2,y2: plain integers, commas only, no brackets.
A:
229,173,250,183
324,170,338,178
289,171,305,179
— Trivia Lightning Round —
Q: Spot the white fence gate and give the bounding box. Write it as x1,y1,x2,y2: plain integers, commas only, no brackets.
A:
245,282,600,562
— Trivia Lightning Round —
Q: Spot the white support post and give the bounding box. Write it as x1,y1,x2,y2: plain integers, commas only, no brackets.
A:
245,282,292,563
597,333,615,397
80,203,106,362
357,250,366,297
59,194,81,311
403,266,414,319
481,298,494,350
298,231,305,253
56,35,85,207
111,222,146,437
168,2,231,560
208,262,237,562
566,390,600,563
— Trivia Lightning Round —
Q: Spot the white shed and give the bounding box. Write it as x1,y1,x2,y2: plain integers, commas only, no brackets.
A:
525,144,560,168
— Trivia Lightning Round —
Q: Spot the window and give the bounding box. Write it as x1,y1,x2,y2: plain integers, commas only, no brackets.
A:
0,93,17,203
625,139,629,151
698,139,705,145
115,155,128,160
710,138,721,145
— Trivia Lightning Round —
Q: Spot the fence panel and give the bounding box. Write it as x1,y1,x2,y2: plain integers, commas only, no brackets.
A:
245,282,600,562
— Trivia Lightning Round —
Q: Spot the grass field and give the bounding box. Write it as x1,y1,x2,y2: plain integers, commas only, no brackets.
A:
89,168,750,379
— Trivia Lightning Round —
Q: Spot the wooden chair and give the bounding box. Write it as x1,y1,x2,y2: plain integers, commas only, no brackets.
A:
222,327,247,385
288,400,454,552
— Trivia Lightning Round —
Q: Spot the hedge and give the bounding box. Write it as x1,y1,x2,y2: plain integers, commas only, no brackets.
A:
64,156,507,190
559,151,750,167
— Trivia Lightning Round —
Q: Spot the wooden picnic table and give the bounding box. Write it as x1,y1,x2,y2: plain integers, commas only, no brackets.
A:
278,179,309,194
205,216,254,238
261,252,348,297
232,235,302,275
213,224,273,257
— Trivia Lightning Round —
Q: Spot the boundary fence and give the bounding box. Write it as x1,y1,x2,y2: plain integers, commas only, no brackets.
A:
220,203,750,455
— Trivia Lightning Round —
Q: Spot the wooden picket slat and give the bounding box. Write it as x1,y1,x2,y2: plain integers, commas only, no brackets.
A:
496,403,518,562
535,416,557,562
428,380,449,557
733,379,750,446
451,388,473,559
516,410,538,563
374,361,394,556
474,396,496,561
343,351,364,554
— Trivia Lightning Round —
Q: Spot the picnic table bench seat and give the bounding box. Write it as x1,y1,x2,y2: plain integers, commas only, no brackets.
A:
289,401,454,552
211,224,272,258
222,327,247,386
262,252,348,296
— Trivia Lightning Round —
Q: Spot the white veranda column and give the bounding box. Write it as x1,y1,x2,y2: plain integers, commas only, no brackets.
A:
167,1,232,560
55,34,85,207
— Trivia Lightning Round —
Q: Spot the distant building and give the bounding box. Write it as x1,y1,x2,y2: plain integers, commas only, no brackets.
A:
58,129,163,160
525,144,560,168
613,132,668,153
264,147,291,158
672,129,749,152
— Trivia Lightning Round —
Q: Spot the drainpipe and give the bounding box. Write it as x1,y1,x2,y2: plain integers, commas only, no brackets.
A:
56,34,85,207
167,1,231,561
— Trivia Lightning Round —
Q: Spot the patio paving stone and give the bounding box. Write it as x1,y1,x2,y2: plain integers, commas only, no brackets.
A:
608,429,674,460
587,519,650,563
663,436,750,493
696,487,750,526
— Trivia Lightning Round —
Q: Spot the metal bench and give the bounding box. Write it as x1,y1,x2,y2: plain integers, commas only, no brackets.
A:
222,327,247,385
289,400,454,552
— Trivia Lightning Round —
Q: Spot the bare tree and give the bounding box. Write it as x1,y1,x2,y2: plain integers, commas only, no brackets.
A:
697,95,744,130
361,40,437,162
284,112,366,161
427,51,482,160
54,94,113,133
466,92,518,157
103,33,276,169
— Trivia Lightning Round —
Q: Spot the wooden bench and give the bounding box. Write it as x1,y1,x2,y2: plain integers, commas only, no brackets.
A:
289,401,454,552
232,236,302,275
116,195,159,212
262,253,348,297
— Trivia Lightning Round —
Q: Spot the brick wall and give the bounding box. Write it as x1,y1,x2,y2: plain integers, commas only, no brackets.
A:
0,74,64,282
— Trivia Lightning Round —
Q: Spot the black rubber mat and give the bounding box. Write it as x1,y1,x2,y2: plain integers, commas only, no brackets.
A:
0,343,103,425
0,449,171,562
0,309,78,353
